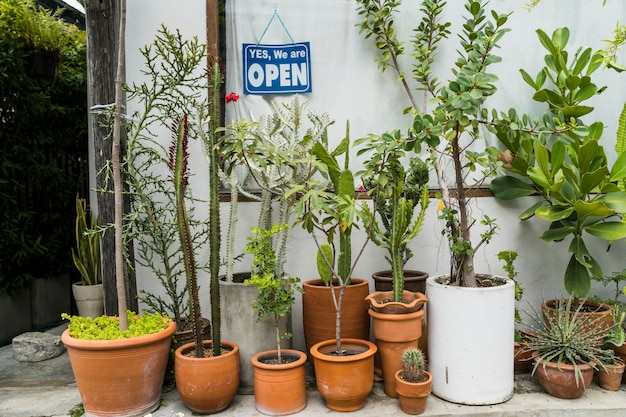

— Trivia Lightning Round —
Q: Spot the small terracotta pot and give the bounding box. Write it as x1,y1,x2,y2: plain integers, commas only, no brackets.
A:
310,338,377,412
611,342,626,383
513,330,533,373
367,294,426,397
394,370,432,415
533,356,595,399
302,279,370,359
251,349,307,416
597,360,625,391
62,320,176,417
175,340,240,414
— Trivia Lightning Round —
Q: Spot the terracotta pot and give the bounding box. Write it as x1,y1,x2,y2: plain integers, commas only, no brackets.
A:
367,292,426,397
175,340,240,414
597,360,625,391
372,270,429,294
164,317,211,386
513,330,533,374
251,349,307,415
541,299,612,343
611,342,626,383
394,370,432,415
309,338,377,412
365,290,427,314
61,320,176,417
302,278,370,359
533,357,595,399
71,283,104,318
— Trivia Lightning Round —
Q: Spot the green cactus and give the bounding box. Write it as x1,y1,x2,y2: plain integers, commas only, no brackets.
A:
402,347,426,383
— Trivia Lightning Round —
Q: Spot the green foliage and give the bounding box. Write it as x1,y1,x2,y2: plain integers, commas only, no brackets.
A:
72,196,100,286
68,403,84,417
357,130,430,302
603,307,625,349
498,250,523,340
62,311,170,340
401,347,426,383
244,224,302,363
489,27,626,297
0,0,87,295
522,298,607,387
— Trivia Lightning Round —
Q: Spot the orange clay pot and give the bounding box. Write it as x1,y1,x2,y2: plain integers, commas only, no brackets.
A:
394,369,432,415
597,360,625,391
533,356,595,399
302,279,370,360
251,349,307,416
175,340,240,414
366,291,427,398
612,342,626,383
61,320,176,417
310,338,377,412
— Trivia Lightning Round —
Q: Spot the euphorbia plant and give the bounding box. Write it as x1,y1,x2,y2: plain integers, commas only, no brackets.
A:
244,223,302,364
288,122,369,354
357,130,430,302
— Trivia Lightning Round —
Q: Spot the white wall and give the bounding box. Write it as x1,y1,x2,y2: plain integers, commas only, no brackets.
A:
125,0,626,352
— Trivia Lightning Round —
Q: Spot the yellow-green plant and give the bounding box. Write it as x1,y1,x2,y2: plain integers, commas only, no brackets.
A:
71,196,100,286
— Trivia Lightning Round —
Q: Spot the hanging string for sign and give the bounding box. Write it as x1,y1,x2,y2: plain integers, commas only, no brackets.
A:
257,7,295,45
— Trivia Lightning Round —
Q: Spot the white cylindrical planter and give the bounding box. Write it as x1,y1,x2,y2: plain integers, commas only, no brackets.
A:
71,283,104,318
426,274,514,405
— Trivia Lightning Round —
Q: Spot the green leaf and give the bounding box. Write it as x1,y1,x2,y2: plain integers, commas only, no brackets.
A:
519,200,544,221
610,151,626,181
540,225,576,242
316,244,334,285
535,205,574,221
584,221,626,241
564,254,591,297
598,192,626,213
490,176,536,200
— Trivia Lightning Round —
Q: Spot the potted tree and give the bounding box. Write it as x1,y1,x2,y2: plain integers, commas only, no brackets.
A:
174,61,240,415
218,96,332,392
246,224,307,416
521,298,607,399
394,347,432,415
357,132,429,397
71,195,103,318
289,123,377,411
356,0,515,404
61,14,176,417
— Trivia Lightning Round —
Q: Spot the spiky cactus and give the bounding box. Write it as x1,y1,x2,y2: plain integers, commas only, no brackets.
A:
402,347,426,383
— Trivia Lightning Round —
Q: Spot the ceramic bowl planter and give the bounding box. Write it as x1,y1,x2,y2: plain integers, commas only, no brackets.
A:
533,357,595,399
426,275,514,405
309,338,377,412
394,369,432,415
175,340,240,414
372,270,429,294
365,290,427,397
251,349,307,415
597,360,625,391
61,320,176,417
302,278,370,358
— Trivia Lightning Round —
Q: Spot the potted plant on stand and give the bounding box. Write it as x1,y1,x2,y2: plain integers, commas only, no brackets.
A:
521,298,607,399
356,0,515,404
357,132,429,397
174,61,240,415
71,195,103,318
246,224,307,416
61,14,176,417
394,347,432,415
289,124,377,411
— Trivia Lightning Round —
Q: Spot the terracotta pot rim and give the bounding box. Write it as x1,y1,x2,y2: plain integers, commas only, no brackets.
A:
532,354,596,371
368,306,425,321
303,278,368,288
365,290,427,314
61,319,176,350
251,349,307,370
394,369,433,386
175,339,239,361
310,338,377,362
541,299,612,313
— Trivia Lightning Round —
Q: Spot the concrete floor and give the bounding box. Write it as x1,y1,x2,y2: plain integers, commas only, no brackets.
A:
0,324,624,417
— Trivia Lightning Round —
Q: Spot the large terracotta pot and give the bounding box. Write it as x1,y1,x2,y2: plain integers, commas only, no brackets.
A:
611,342,626,383
541,299,612,342
175,340,240,414
309,338,377,412
164,317,211,386
62,320,176,417
302,278,370,359
366,290,427,397
597,360,625,391
372,270,429,294
533,357,595,399
71,283,104,318
250,349,307,416
394,369,432,415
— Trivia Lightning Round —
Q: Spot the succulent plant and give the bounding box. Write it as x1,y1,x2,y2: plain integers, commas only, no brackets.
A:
402,347,426,383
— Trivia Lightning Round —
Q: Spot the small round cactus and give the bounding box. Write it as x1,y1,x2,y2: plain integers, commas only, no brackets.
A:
402,347,425,383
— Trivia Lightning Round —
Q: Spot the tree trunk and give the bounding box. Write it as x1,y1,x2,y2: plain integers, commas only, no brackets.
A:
85,0,137,315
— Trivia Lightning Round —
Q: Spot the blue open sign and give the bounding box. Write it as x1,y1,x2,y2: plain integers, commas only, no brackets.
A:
243,42,312,95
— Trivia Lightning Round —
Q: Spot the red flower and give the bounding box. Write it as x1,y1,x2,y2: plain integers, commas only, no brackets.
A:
225,92,240,103
357,185,366,192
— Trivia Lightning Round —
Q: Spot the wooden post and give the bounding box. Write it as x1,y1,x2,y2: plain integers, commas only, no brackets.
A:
84,0,137,315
